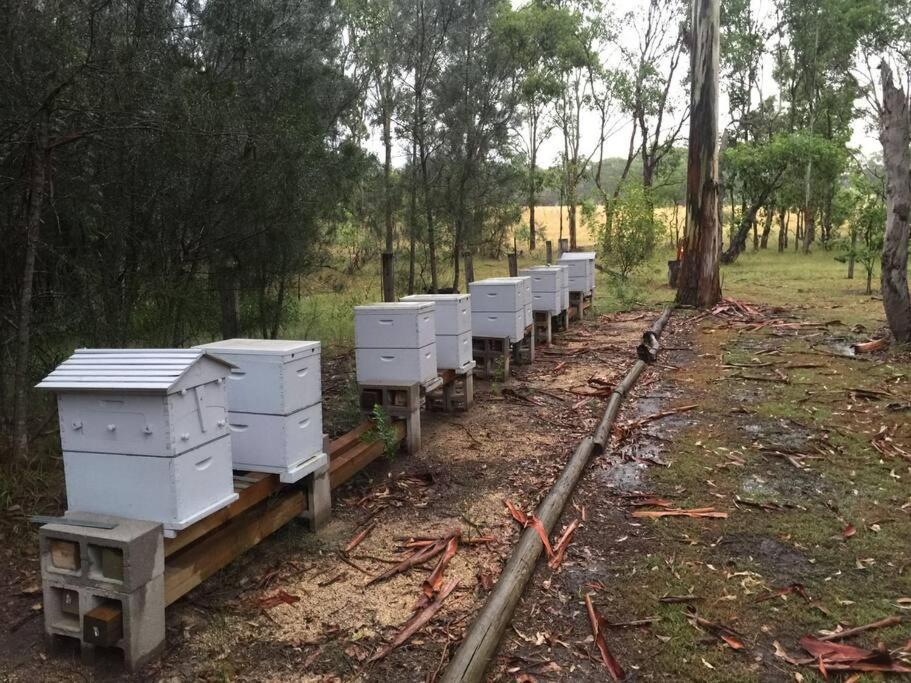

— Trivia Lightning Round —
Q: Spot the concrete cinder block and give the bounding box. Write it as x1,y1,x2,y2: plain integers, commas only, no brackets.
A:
40,514,163,591
43,573,165,673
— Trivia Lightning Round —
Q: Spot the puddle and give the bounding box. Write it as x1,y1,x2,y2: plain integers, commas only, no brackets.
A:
596,459,650,491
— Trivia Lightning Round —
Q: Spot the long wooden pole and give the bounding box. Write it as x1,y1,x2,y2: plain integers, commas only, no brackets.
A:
676,0,721,307
441,306,674,682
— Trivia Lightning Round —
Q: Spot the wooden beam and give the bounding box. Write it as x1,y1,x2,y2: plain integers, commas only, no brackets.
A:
328,420,373,457
164,489,304,606
329,421,405,489
164,472,281,557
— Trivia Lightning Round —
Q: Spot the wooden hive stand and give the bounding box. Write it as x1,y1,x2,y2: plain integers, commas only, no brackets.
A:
533,311,553,345
427,363,475,413
569,292,593,321
357,375,441,455
511,324,535,365
472,337,511,380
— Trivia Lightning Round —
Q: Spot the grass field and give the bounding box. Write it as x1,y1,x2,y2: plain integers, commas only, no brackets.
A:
287,219,888,351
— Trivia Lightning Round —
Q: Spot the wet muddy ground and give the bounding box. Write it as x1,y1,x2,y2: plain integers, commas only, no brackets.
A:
1,304,909,682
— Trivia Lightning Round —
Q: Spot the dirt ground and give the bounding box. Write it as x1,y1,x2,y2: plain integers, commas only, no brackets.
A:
1,302,909,682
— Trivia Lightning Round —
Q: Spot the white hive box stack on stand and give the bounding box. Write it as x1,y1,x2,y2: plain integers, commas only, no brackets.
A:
469,278,526,341
400,294,475,372
558,251,596,295
193,339,328,484
36,350,238,533
354,302,438,386
520,266,569,316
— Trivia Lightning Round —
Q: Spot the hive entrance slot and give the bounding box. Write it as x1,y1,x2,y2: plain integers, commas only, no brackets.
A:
88,545,124,583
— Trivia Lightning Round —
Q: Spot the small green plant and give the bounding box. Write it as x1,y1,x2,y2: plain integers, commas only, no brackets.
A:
599,184,659,277
363,404,399,459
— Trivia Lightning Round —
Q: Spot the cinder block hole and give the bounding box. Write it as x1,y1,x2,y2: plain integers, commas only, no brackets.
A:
87,545,124,583
48,539,81,573
47,587,81,632
83,596,123,647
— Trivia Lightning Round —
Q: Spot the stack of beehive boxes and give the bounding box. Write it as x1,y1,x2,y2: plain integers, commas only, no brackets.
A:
354,302,438,385
558,251,596,295
194,339,328,484
400,294,473,372
519,265,570,316
36,349,238,531
469,278,527,341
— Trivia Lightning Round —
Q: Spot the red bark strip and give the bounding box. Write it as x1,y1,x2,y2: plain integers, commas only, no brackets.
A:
585,594,625,682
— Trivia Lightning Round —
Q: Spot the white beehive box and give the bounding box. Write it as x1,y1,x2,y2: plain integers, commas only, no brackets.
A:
521,266,569,315
355,346,438,385
471,310,525,341
399,294,471,335
469,279,523,313
193,339,320,415
480,277,533,327
226,404,326,482
37,349,238,530
193,339,326,483
435,332,473,369
354,302,436,349
558,252,596,293
62,438,236,530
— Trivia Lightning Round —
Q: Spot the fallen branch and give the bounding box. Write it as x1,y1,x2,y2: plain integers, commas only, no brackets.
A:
817,615,903,642
344,522,376,554
369,578,460,662
631,507,728,519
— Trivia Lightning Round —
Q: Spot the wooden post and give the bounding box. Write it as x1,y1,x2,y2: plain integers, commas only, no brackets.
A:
675,0,722,308
381,251,395,302
464,252,474,285
558,238,568,256
507,253,518,277
545,240,553,264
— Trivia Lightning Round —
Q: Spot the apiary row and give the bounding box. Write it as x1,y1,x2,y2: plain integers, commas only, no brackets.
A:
37,257,596,534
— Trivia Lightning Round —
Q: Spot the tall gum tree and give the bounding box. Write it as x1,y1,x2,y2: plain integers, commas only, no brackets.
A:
878,61,911,342
676,0,722,307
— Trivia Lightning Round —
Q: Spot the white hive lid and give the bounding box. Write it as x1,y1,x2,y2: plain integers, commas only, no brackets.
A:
400,294,468,302
36,348,233,392
355,301,435,315
520,266,564,273
558,252,596,260
195,338,320,358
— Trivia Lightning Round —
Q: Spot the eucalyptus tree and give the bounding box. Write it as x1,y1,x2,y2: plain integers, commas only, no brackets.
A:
344,0,408,300
773,0,879,253
676,0,722,308
498,1,582,251
621,0,689,192
550,0,605,250
434,0,521,289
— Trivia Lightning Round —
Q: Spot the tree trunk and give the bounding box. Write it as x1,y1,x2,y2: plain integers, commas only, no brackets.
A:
408,138,418,295
847,227,856,279
215,259,240,338
878,62,911,343
528,112,537,251
12,115,50,462
676,0,721,308
382,83,395,302
760,207,773,248
866,267,873,295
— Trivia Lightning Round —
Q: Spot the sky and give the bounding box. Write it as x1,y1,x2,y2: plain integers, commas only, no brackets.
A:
367,0,882,169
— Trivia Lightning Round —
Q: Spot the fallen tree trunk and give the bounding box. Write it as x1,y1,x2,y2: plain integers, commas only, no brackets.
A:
441,306,674,682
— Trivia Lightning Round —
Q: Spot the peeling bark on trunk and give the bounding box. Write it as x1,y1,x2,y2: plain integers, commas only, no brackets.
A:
878,62,911,343
676,0,721,308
